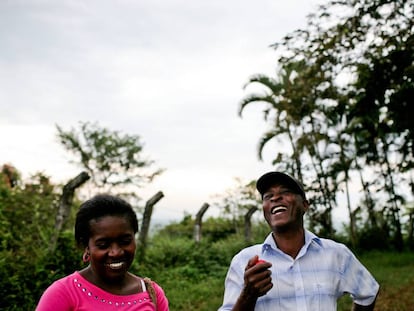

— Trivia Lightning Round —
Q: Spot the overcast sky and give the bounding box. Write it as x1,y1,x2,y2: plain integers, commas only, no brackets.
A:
0,0,330,225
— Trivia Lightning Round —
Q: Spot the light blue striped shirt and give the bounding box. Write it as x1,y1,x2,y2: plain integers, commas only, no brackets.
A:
219,230,379,311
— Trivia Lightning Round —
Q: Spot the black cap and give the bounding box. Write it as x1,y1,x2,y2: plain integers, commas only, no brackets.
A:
256,171,306,199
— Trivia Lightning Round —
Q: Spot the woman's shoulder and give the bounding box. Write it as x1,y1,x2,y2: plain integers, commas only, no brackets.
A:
43,272,84,297
36,272,78,310
45,272,79,289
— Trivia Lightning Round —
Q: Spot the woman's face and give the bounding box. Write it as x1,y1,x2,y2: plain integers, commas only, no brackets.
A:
86,215,136,283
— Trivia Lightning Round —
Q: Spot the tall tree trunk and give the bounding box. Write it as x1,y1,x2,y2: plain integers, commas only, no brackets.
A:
355,158,378,228
306,121,335,237
286,124,303,179
408,209,414,250
337,134,357,247
344,169,357,248
308,144,334,236
380,140,403,251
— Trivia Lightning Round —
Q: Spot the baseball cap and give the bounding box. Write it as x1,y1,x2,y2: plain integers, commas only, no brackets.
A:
256,171,306,199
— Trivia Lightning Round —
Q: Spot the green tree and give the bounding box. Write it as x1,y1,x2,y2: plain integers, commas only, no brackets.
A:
0,167,62,309
213,179,260,220
240,62,306,178
240,0,414,248
240,60,339,236
56,121,164,194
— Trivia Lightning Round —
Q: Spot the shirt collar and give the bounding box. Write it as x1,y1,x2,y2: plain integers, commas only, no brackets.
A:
304,229,322,247
262,229,322,254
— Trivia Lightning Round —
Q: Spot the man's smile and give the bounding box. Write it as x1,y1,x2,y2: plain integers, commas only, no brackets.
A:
271,205,288,214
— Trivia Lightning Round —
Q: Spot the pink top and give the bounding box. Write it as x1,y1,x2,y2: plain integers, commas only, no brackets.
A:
36,271,169,311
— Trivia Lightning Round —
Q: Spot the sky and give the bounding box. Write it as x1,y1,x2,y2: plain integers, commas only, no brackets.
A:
0,0,334,226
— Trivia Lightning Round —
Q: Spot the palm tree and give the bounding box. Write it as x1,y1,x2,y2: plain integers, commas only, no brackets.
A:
239,62,306,180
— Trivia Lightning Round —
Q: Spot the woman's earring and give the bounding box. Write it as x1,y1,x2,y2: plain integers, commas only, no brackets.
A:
82,251,90,263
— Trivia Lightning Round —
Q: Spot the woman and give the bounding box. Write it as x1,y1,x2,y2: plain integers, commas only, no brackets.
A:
36,194,169,310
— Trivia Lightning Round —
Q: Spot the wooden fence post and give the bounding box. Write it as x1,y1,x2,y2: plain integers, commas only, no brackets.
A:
50,171,90,253
244,206,258,243
137,191,164,260
194,203,210,243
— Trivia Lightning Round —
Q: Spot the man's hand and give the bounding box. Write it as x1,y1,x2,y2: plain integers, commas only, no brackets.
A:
231,255,273,311
243,255,273,298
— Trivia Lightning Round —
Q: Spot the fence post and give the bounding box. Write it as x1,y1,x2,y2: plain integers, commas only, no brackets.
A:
137,191,164,260
194,202,210,243
50,171,90,253
244,206,258,243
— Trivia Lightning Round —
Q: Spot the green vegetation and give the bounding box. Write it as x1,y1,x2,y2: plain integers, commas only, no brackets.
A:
0,172,413,310
140,228,414,311
337,251,414,311
131,220,414,311
56,121,164,195
240,0,414,251
1,1,414,310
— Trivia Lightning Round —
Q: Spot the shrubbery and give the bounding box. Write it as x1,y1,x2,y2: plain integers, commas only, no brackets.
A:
1,170,413,310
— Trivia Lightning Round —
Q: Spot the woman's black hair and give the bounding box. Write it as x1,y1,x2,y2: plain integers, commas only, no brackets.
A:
75,194,139,248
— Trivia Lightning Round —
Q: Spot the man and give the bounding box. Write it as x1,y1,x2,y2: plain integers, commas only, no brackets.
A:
218,171,379,311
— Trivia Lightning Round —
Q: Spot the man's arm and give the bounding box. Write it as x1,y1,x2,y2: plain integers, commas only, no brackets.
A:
231,288,259,311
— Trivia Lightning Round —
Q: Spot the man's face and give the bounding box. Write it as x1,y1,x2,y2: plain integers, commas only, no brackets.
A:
262,184,309,232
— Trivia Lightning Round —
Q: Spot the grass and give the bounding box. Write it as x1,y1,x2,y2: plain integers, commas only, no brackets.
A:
337,251,414,311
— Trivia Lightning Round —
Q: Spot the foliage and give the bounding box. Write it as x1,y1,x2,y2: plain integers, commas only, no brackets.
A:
337,251,414,311
210,178,263,239
240,0,414,250
28,231,84,311
1,164,21,188
1,172,414,311
159,215,238,241
156,214,194,239
0,169,79,310
136,234,414,311
134,224,267,311
56,121,164,195
0,171,58,257
212,178,261,218
2,2,414,306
